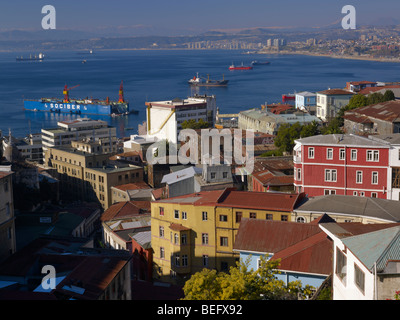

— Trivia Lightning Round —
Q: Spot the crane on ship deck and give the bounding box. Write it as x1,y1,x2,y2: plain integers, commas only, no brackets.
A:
63,84,80,103
118,81,125,103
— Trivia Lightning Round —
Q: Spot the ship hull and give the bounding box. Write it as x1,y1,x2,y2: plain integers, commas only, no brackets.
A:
189,80,229,87
229,66,252,70
24,100,129,115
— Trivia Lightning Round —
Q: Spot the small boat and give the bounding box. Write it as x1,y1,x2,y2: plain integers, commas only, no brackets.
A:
82,60,87,64
188,73,229,86
229,62,253,70
251,60,270,65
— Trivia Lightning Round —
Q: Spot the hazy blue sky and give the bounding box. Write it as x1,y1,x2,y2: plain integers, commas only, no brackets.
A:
1,0,400,35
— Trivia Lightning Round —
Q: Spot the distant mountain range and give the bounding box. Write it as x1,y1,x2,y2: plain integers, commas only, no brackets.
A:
1,22,400,52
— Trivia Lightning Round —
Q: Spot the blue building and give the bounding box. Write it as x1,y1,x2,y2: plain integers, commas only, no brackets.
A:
295,91,317,114
233,218,332,291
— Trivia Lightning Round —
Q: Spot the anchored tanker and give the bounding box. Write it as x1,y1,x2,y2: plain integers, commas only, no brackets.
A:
23,81,130,116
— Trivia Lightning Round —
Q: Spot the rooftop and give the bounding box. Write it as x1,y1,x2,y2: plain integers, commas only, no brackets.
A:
155,189,306,212
341,225,400,272
233,218,322,254
295,134,388,148
317,89,355,95
345,100,400,123
295,91,316,97
296,194,400,223
101,201,151,222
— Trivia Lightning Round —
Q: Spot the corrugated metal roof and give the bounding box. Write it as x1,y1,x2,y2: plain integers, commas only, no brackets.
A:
296,195,400,223
233,218,321,254
271,232,333,275
295,133,388,147
342,226,400,271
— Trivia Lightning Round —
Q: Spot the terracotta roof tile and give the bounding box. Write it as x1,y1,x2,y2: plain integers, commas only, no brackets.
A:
101,201,151,222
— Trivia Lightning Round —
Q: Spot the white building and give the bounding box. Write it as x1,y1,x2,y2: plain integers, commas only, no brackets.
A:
369,134,400,201
41,118,117,157
316,89,354,121
320,222,400,300
145,95,216,144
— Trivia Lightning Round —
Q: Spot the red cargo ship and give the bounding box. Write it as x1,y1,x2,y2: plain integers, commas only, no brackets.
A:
229,63,253,70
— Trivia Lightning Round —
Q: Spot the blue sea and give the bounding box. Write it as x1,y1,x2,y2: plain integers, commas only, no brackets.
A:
1,49,400,138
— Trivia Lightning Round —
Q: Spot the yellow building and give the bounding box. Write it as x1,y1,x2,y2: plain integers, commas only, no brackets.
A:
45,145,143,209
151,188,305,285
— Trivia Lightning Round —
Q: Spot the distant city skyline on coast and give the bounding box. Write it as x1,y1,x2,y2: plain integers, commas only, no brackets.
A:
1,0,400,36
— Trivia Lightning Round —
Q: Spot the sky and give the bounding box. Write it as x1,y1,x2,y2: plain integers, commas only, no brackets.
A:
1,0,400,35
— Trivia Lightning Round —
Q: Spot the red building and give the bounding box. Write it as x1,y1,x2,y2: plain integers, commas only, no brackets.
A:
293,134,390,199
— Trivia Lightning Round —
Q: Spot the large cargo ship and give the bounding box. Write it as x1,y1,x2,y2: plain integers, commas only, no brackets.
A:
23,82,130,116
16,53,45,61
229,63,253,70
188,73,229,86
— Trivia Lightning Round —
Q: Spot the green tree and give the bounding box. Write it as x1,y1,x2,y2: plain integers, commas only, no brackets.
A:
274,122,320,154
181,118,210,129
182,257,314,300
367,92,384,105
383,90,395,102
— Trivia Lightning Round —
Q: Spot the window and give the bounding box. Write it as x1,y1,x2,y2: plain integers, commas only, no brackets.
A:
356,171,363,184
325,169,337,182
354,264,365,294
353,191,358,196
367,150,379,162
324,189,336,195
203,255,209,267
219,215,228,222
159,207,164,216
296,216,306,223
371,192,377,198
235,212,242,223
174,210,179,219
339,149,345,160
210,172,216,179
308,147,314,159
297,168,301,181
223,172,228,178
160,247,165,259
182,255,188,267
175,254,180,266
202,233,208,245
159,226,164,238
174,233,179,244
372,172,378,184
266,214,273,220
336,247,347,282
202,211,208,221
5,203,10,215
367,150,373,161
181,211,187,220
220,237,228,247
250,212,257,219
351,149,357,161
221,262,228,271
327,148,333,160
181,233,187,245
281,215,288,221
